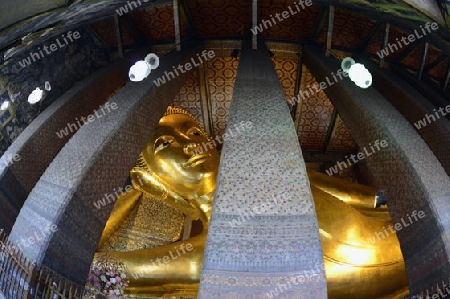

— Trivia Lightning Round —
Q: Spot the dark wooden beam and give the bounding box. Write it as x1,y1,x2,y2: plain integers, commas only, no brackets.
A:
394,41,421,64
418,42,429,80
114,13,123,58
173,0,181,50
380,23,390,68
180,0,197,38
291,49,303,122
83,25,112,52
326,6,335,57
324,109,338,153
424,54,448,72
311,6,328,41
444,66,450,91
357,21,382,53
120,15,148,45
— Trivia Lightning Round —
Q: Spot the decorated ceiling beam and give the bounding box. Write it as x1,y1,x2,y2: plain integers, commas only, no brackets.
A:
173,0,181,51
326,6,334,57
252,0,258,50
380,23,390,68
114,13,123,58
418,42,429,79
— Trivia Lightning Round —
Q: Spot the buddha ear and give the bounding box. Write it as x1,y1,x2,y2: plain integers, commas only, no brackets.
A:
130,168,168,200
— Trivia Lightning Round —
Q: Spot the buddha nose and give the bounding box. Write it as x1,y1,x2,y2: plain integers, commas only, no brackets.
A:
184,142,198,155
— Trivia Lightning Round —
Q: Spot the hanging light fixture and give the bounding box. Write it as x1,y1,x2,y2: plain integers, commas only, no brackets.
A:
28,81,51,104
342,57,372,89
0,100,10,111
129,53,159,82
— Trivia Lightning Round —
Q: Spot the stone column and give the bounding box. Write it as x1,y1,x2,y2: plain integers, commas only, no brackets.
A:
199,43,327,298
303,45,450,294
8,44,202,284
0,50,143,233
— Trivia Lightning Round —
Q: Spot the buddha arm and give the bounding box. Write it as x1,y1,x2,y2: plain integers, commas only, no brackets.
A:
130,169,206,224
97,188,142,250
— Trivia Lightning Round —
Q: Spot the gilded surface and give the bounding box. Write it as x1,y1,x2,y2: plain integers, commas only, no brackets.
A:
95,107,408,298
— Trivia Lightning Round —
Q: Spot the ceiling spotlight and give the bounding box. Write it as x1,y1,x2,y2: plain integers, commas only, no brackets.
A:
342,57,372,89
374,191,387,209
28,81,51,104
129,53,159,82
0,100,10,111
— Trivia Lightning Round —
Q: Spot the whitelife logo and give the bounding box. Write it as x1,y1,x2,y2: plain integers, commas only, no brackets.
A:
18,31,81,68
325,139,388,176
56,102,118,139
250,0,313,35
413,104,450,130
153,50,215,87
377,22,439,59
115,0,150,16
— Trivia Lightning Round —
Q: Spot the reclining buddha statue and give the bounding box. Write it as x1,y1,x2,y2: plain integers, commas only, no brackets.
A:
94,106,409,298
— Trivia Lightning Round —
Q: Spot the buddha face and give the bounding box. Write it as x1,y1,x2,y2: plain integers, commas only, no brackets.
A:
141,113,219,199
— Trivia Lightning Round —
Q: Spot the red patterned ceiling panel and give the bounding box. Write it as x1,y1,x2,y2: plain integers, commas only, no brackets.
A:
187,0,249,38
330,9,376,50
271,57,298,111
207,57,239,137
170,72,204,129
298,67,335,151
327,115,356,152
259,0,319,41
128,4,187,42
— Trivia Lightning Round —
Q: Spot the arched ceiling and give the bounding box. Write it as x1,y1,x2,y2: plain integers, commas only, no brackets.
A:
1,0,449,161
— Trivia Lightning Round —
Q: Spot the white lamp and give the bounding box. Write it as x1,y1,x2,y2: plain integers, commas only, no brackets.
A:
28,81,51,104
129,53,159,82
28,88,44,104
0,100,9,111
342,57,372,89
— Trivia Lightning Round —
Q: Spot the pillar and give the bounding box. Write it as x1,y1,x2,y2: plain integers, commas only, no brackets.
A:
0,50,143,233
199,43,327,298
8,44,202,284
303,45,450,294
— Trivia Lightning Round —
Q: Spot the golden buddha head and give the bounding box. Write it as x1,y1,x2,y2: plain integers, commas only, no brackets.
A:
134,107,219,200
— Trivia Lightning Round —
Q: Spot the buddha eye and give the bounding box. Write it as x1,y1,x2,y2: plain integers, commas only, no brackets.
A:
187,128,202,136
155,136,174,153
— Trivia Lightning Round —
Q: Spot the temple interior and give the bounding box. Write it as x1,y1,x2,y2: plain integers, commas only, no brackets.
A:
0,0,450,298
